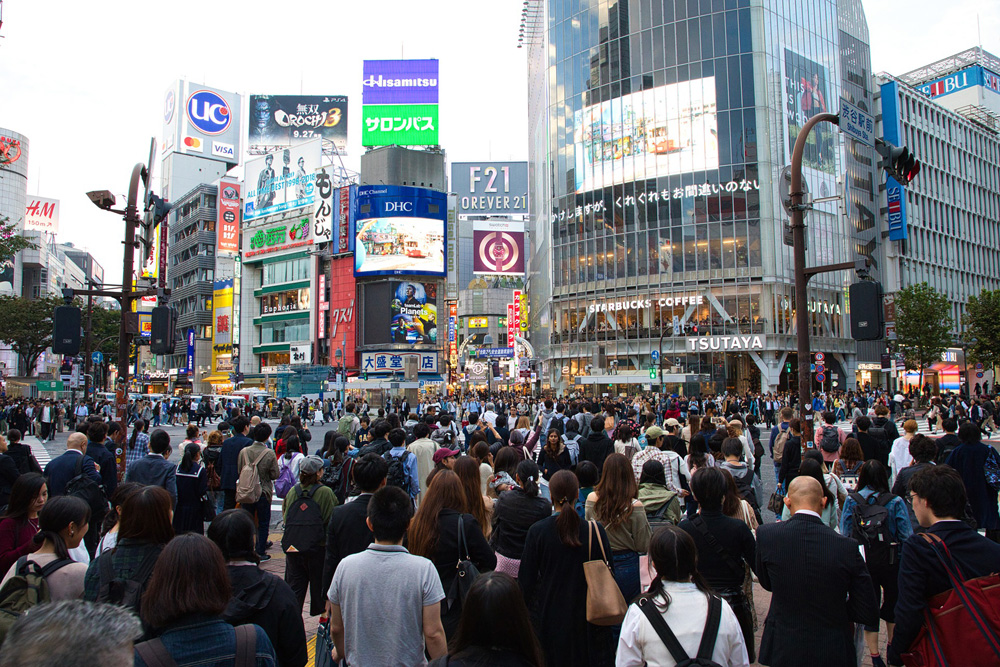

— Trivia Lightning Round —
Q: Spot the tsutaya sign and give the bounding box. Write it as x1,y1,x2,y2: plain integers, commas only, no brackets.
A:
687,335,765,352
588,294,704,314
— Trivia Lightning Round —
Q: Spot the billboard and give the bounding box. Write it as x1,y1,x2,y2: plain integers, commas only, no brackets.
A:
336,185,353,253
312,167,334,244
140,221,162,281
451,162,528,216
353,185,447,276
362,60,439,105
163,81,242,164
573,77,718,192
212,280,234,375
783,49,835,174
24,197,59,233
472,220,526,275
880,80,908,242
328,257,357,368
217,180,241,257
917,65,1000,99
243,139,321,221
361,104,438,147
390,281,438,345
244,218,313,258
248,95,348,153
361,350,438,375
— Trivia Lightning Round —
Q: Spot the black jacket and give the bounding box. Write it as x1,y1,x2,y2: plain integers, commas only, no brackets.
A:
86,441,118,498
224,564,307,667
857,431,889,466
423,509,496,596
891,461,935,531
579,431,613,473
358,438,391,458
777,435,802,486
888,520,1000,665
6,442,41,476
322,493,374,594
219,434,253,490
679,510,756,591
490,488,552,560
0,453,20,507
756,513,878,667
934,433,960,464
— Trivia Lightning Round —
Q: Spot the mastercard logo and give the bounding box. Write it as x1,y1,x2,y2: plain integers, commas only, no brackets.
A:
183,136,202,148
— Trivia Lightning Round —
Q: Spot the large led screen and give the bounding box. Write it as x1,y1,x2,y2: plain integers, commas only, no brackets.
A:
355,217,445,275
573,77,719,192
390,281,438,345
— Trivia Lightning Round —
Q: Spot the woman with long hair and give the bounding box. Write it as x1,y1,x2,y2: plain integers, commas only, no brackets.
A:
536,428,573,499
586,453,651,604
613,421,640,461
454,456,492,540
0,473,46,573
278,435,304,481
832,437,865,492
0,495,90,600
408,470,496,639
125,419,149,474
490,460,551,578
135,534,276,665
489,446,522,497
98,482,143,554
520,469,616,666
429,572,544,667
616,526,749,666
320,433,354,504
174,442,208,535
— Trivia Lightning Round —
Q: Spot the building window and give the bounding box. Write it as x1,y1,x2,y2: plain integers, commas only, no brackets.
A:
262,257,310,286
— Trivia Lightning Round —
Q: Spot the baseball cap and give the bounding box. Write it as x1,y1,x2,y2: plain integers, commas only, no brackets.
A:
299,455,325,476
644,426,665,441
433,448,460,464
665,418,681,428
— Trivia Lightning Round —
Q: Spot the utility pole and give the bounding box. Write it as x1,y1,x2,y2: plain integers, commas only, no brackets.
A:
83,278,94,403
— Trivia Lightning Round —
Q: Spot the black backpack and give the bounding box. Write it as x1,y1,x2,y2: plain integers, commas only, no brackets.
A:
281,485,326,554
819,426,841,453
729,465,758,509
637,594,724,666
321,458,354,505
848,492,898,567
384,450,412,495
96,548,160,614
868,423,889,451
66,455,108,520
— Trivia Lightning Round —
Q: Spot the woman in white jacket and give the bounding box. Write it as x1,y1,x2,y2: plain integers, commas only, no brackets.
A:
616,525,749,667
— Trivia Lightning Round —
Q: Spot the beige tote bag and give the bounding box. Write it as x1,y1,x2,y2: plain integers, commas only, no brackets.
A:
583,520,628,625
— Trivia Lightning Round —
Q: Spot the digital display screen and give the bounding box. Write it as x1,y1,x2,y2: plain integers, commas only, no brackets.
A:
354,217,445,276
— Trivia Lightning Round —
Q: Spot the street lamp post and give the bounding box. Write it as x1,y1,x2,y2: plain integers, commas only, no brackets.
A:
482,334,494,397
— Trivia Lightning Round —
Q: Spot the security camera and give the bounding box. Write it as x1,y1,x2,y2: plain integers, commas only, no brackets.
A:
86,190,116,210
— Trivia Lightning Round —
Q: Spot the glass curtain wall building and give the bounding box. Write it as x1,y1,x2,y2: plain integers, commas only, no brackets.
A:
527,0,878,395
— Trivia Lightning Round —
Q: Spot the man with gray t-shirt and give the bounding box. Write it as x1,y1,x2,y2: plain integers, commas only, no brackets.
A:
328,486,446,665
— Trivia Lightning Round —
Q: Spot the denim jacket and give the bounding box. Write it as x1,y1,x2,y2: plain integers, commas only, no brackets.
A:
135,617,277,667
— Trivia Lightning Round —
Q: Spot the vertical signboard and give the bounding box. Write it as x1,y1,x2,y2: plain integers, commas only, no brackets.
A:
519,293,529,331
318,273,328,339
186,329,195,373
880,80,908,241
507,304,515,348
312,167,333,244
212,280,234,375
217,180,241,257
448,302,458,370
512,290,522,334
337,186,352,254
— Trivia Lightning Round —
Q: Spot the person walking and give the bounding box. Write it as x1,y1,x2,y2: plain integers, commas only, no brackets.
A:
219,416,254,511
0,474,46,574
281,456,336,616
490,459,551,578
126,429,178,508
174,442,209,535
236,423,280,561
944,421,1000,542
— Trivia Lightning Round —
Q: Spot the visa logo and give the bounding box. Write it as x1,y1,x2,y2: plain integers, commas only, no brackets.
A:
212,141,235,159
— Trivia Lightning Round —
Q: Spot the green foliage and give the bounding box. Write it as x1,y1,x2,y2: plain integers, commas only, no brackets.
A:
0,217,37,263
894,282,954,383
89,305,121,357
965,289,1000,375
0,295,64,376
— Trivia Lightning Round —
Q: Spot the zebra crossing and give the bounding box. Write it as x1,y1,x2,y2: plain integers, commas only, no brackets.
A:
30,439,52,469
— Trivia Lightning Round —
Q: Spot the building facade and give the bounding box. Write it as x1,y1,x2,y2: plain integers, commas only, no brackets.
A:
526,0,879,395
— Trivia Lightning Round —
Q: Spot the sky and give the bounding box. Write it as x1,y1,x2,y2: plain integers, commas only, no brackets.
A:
1,0,997,274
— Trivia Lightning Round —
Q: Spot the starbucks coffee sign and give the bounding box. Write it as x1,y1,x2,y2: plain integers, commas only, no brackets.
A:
686,335,765,352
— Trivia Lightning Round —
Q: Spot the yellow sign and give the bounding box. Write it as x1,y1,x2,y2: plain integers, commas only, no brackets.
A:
468,316,488,328
519,293,528,331
212,282,234,375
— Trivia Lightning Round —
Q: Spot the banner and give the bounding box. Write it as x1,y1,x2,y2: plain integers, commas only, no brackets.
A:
513,289,522,334
783,49,835,174
248,95,348,153
212,280,234,374
507,304,515,348
362,60,439,105
472,220,526,275
390,281,438,345
24,197,59,233
312,167,334,244
449,302,458,369
243,139,321,221
217,180,240,257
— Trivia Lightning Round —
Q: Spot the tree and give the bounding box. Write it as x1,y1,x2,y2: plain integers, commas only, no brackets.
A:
0,217,36,263
964,289,1000,381
894,282,954,392
0,295,64,376
87,304,121,390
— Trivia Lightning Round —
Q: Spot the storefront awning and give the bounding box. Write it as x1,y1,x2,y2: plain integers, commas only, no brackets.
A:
201,375,232,384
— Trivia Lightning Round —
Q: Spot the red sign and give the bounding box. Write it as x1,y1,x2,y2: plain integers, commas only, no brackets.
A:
512,289,521,333
217,180,241,257
507,303,515,348
328,257,357,368
318,273,328,339
0,137,22,165
337,187,350,254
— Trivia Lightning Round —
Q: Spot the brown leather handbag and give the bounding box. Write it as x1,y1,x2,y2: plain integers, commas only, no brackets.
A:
583,520,628,625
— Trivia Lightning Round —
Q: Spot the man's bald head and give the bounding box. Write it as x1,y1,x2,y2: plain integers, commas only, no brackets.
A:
784,475,826,515
66,432,88,452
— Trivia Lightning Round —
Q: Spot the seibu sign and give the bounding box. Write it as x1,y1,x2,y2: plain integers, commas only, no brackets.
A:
588,294,704,314
686,335,765,352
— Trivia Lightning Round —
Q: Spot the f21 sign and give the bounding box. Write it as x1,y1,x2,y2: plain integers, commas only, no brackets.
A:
451,162,528,216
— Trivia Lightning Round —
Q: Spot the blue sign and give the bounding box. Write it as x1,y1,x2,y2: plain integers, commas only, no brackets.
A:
838,99,874,146
91,351,103,365
186,328,195,373
362,60,439,105
353,185,447,278
886,176,908,241
651,350,659,362
476,347,515,359
186,89,232,135
916,65,1000,99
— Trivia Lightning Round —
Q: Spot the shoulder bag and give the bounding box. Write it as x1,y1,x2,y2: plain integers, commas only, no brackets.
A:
135,624,257,667
583,520,627,626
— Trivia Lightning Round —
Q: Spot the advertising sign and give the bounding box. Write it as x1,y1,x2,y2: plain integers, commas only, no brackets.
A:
507,304,515,348
917,65,1000,99
361,104,439,147
140,221,162,281
467,316,488,328
186,328,195,373
448,302,458,369
354,185,447,277
163,81,242,165
783,49,834,174
24,197,59,233
337,186,353,253
880,80,908,242
391,281,438,345
361,350,438,374
362,59,439,105
290,344,310,365
519,293,529,331
248,95,348,153
513,290,521,334
318,273,327,340
212,280,234,374
329,257,357,368
685,335,765,352
312,167,334,244
243,139,322,221
245,218,313,258
217,180,241,257
451,162,528,216
476,347,515,359
472,220,525,275
573,77,718,192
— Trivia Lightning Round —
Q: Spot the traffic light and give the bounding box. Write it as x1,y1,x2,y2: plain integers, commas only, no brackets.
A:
140,193,172,271
649,366,657,379
52,306,82,355
849,281,884,341
786,362,792,374
875,139,920,185
149,306,176,354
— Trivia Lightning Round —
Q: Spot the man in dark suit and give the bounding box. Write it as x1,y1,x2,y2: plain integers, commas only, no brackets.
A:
887,465,1000,665
756,476,878,667
83,420,117,499
322,453,388,604
125,429,177,507
219,415,253,510
44,432,100,497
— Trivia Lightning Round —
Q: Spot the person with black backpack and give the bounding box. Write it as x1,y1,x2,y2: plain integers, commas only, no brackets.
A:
280,455,336,617
383,428,420,505
838,460,913,667
616,524,749,666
